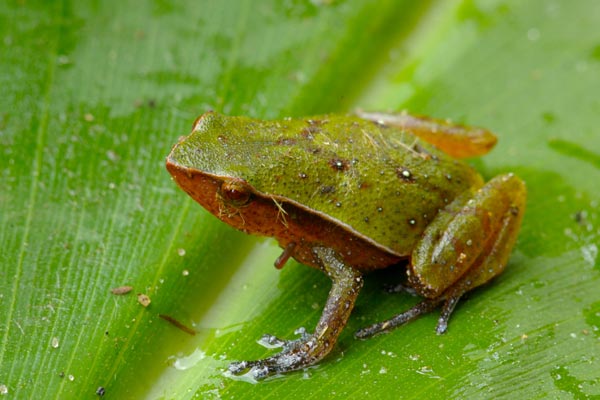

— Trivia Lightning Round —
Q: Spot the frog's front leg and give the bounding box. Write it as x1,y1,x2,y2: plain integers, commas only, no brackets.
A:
356,173,526,338
228,247,363,379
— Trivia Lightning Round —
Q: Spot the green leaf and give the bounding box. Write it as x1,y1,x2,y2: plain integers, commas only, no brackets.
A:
1,0,599,399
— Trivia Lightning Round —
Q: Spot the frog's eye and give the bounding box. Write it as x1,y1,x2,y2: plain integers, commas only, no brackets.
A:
219,179,253,207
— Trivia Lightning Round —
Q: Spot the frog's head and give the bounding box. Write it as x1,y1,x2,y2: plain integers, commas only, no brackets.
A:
166,111,282,180
165,112,286,235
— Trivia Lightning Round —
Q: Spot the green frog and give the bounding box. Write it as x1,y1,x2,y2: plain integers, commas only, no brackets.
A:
166,111,526,379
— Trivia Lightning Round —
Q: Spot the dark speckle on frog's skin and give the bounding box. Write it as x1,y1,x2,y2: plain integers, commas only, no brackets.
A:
319,185,336,195
329,158,351,171
166,111,526,380
278,137,296,146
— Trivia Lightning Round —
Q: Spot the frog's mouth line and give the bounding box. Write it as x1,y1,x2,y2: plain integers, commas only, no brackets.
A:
165,157,403,261
265,192,402,256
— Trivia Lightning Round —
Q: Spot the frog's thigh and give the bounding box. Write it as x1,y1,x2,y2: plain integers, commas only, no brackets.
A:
410,173,526,299
357,111,497,158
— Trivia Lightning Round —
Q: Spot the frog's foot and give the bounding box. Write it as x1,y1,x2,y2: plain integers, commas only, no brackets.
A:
355,298,438,339
355,291,461,339
257,327,310,349
228,329,321,379
228,247,363,379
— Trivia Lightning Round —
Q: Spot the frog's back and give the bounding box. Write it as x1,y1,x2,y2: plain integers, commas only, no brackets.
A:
171,112,483,256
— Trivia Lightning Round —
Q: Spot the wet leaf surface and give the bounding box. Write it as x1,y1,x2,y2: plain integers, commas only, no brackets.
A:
1,1,599,398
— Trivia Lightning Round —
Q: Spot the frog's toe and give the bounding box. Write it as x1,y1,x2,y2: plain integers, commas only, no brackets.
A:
227,350,308,379
258,327,309,350
435,294,461,335
355,290,466,339
228,360,274,380
228,330,319,379
249,365,273,380
228,360,249,375
355,298,442,339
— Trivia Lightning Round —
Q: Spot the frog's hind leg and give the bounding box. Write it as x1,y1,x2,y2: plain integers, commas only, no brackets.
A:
357,110,497,158
228,247,363,379
355,279,471,338
355,298,441,339
356,173,526,339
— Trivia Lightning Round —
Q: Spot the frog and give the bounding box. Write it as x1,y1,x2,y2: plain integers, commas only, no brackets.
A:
165,110,526,380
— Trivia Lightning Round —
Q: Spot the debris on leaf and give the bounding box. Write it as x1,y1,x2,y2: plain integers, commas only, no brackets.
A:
111,285,133,295
137,293,151,307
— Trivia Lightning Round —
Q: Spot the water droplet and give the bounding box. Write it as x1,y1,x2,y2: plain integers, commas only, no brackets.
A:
581,244,598,267
575,60,588,73
527,28,540,41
